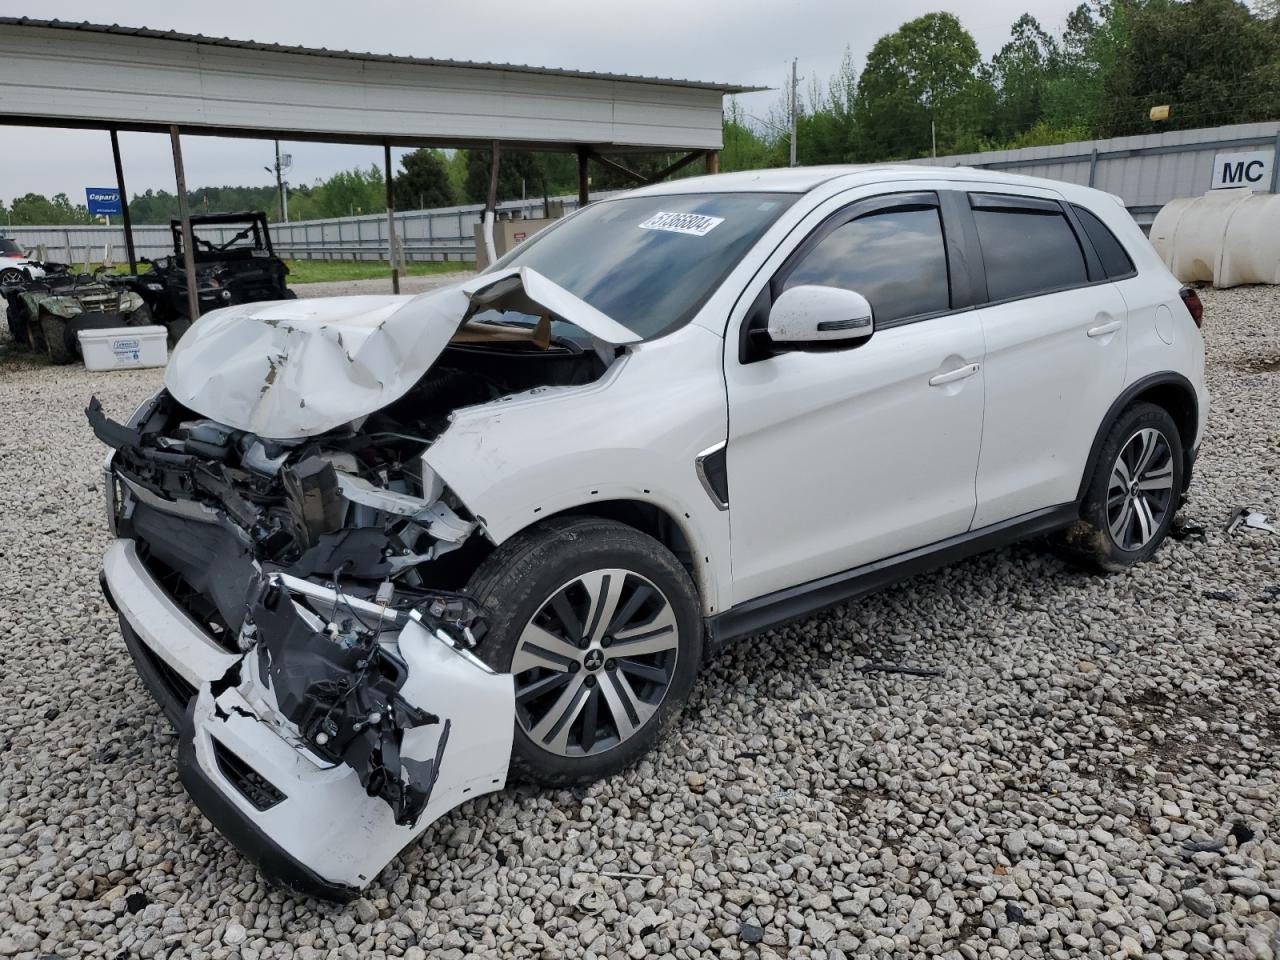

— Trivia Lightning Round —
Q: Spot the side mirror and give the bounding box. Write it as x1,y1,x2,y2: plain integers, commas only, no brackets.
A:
766,284,874,347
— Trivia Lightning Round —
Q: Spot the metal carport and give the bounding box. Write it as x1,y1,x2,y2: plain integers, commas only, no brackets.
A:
0,18,760,313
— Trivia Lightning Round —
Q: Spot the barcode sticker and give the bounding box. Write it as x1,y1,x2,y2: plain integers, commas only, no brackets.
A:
638,211,725,237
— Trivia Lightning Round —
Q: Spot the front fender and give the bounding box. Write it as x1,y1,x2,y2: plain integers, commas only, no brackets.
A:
424,326,732,616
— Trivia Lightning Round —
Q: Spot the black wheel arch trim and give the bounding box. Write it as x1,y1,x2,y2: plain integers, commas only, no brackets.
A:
1075,371,1199,504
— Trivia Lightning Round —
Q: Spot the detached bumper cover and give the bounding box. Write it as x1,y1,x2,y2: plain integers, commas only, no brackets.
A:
101,538,513,900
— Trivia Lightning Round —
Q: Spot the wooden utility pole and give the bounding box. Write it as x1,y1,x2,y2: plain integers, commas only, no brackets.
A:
705,150,720,175
169,126,200,325
576,146,590,206
384,142,400,294
789,58,798,168
109,127,136,273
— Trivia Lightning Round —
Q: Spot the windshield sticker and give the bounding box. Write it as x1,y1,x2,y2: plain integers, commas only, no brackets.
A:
638,211,725,237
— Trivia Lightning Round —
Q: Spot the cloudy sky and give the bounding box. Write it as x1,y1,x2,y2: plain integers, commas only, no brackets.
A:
2,0,1081,209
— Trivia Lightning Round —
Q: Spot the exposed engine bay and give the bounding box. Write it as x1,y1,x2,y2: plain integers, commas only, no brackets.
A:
91,269,636,896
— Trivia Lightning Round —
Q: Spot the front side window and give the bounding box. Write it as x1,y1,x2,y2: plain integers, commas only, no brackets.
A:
495,192,796,339
971,199,1088,302
783,207,950,324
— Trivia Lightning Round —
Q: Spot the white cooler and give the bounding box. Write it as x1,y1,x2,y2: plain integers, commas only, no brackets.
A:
77,325,168,371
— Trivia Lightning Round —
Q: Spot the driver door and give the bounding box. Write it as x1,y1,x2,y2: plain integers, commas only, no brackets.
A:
724,191,987,603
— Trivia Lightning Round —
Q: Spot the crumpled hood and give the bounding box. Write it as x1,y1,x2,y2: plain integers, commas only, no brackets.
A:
164,267,640,439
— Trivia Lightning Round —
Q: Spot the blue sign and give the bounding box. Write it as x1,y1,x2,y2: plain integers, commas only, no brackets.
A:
86,187,122,217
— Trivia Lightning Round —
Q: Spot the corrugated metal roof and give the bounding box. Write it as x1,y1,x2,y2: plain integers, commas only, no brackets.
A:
0,17,766,94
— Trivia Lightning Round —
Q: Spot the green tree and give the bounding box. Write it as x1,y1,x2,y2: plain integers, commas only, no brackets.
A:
853,13,993,160
9,192,94,225
990,14,1061,140
1104,0,1280,134
394,148,457,210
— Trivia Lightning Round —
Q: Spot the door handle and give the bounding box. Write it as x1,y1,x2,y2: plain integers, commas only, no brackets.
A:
928,362,980,387
1087,319,1122,338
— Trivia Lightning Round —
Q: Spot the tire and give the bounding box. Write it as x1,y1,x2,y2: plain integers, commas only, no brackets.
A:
38,310,72,364
1059,402,1184,572
25,311,44,352
466,516,703,787
5,305,27,344
0,268,25,284
125,303,153,327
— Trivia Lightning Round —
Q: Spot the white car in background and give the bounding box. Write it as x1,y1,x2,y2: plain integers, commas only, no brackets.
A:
90,165,1207,899
0,236,45,283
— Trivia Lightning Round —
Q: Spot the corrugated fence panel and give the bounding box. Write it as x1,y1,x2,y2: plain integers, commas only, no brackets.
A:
3,191,625,264
911,121,1280,226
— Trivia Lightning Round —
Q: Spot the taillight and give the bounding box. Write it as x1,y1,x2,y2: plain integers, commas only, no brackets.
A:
1179,286,1204,328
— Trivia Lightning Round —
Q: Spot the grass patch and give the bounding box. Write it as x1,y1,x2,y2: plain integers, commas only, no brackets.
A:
283,260,474,285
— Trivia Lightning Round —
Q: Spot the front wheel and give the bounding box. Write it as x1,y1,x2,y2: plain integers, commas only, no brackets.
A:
0,268,26,284
1059,402,1184,572
467,517,703,787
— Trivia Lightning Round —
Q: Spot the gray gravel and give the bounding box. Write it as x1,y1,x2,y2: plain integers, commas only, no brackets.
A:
1,285,1278,960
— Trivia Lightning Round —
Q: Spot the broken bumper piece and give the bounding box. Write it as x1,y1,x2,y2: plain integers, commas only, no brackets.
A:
101,538,513,901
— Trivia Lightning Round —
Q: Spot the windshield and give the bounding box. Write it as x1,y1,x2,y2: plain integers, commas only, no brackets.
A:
493,192,796,339
0,238,22,257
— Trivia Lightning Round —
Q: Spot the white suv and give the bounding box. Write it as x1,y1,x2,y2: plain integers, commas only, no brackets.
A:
92,165,1207,899
0,236,45,283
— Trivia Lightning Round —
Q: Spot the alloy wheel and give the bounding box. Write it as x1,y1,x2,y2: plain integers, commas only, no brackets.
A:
0,268,24,284
1106,427,1175,551
512,568,680,758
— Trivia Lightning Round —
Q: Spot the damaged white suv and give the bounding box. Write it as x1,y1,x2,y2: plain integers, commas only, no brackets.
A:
93,166,1207,899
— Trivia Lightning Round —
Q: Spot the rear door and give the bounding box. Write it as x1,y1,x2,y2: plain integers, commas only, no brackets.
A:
962,191,1128,527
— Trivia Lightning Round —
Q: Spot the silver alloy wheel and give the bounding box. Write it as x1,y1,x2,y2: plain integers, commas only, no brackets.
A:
0,268,23,284
512,568,680,758
1106,426,1175,551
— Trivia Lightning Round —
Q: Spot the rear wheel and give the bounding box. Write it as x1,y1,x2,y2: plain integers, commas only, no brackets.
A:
38,310,73,364
467,517,702,787
0,268,25,284
1059,402,1183,572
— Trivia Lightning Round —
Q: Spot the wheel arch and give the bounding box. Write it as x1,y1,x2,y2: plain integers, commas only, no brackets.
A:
1076,371,1199,502
503,498,717,615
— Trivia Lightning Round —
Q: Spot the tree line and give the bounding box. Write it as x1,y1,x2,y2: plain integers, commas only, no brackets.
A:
3,0,1276,228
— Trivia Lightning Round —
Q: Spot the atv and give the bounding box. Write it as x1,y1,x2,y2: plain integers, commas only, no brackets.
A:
4,272,151,363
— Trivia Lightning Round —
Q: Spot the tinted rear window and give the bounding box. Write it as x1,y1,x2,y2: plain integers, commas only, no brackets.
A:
1072,204,1136,279
972,201,1088,302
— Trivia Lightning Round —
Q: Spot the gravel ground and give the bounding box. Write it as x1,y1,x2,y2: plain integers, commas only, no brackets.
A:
289,271,473,299
1,285,1278,960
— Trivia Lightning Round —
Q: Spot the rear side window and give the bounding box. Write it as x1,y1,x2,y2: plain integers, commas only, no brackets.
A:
784,207,950,323
970,197,1087,302
1071,204,1136,279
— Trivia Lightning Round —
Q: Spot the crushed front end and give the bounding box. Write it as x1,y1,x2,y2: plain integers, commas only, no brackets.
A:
91,390,514,899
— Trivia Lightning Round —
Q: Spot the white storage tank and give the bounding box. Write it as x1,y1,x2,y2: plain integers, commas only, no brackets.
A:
1151,188,1280,288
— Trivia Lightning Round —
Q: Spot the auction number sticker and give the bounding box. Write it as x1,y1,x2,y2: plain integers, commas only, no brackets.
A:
638,211,724,237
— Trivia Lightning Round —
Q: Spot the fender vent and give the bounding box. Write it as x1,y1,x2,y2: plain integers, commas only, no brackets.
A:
212,739,286,811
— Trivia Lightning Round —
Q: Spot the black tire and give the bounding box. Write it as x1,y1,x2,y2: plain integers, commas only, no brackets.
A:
125,303,153,326
0,267,25,284
1059,402,1184,572
5,305,27,344
38,310,73,364
467,516,703,787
